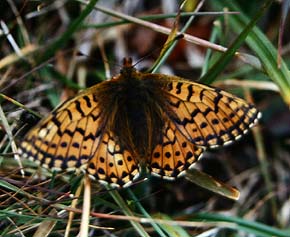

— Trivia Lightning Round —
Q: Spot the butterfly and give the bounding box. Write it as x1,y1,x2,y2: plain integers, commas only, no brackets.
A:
18,58,261,187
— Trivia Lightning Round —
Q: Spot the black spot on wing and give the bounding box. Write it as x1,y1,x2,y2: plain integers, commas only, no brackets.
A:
75,100,85,117
83,95,92,108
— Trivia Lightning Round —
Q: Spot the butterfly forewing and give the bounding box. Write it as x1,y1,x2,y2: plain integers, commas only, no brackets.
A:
153,76,260,148
19,89,106,171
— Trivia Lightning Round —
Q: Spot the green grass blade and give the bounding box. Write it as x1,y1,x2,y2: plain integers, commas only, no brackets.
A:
107,186,150,237
127,189,168,237
200,0,274,85
153,213,191,237
185,169,240,200
212,0,290,105
192,213,290,237
41,0,99,62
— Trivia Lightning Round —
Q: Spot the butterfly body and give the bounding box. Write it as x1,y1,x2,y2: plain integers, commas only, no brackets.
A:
106,68,165,161
19,58,261,187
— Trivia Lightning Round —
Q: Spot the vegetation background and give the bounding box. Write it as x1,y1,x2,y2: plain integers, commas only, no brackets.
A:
0,0,289,236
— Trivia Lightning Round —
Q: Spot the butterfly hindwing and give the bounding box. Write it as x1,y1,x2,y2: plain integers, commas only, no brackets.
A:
87,131,139,187
149,118,204,179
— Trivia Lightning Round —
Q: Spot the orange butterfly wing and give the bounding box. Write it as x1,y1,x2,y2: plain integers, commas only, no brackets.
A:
142,73,259,179
87,131,139,187
144,75,261,148
19,87,139,187
149,117,204,179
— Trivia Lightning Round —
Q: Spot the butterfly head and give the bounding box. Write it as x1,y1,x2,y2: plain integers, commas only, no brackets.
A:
120,57,137,78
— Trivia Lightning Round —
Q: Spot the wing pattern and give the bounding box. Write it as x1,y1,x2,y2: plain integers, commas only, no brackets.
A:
161,78,261,148
19,92,140,186
87,131,139,187
149,118,204,179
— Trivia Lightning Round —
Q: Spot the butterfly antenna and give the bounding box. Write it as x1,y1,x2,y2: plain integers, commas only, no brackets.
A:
132,34,184,68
